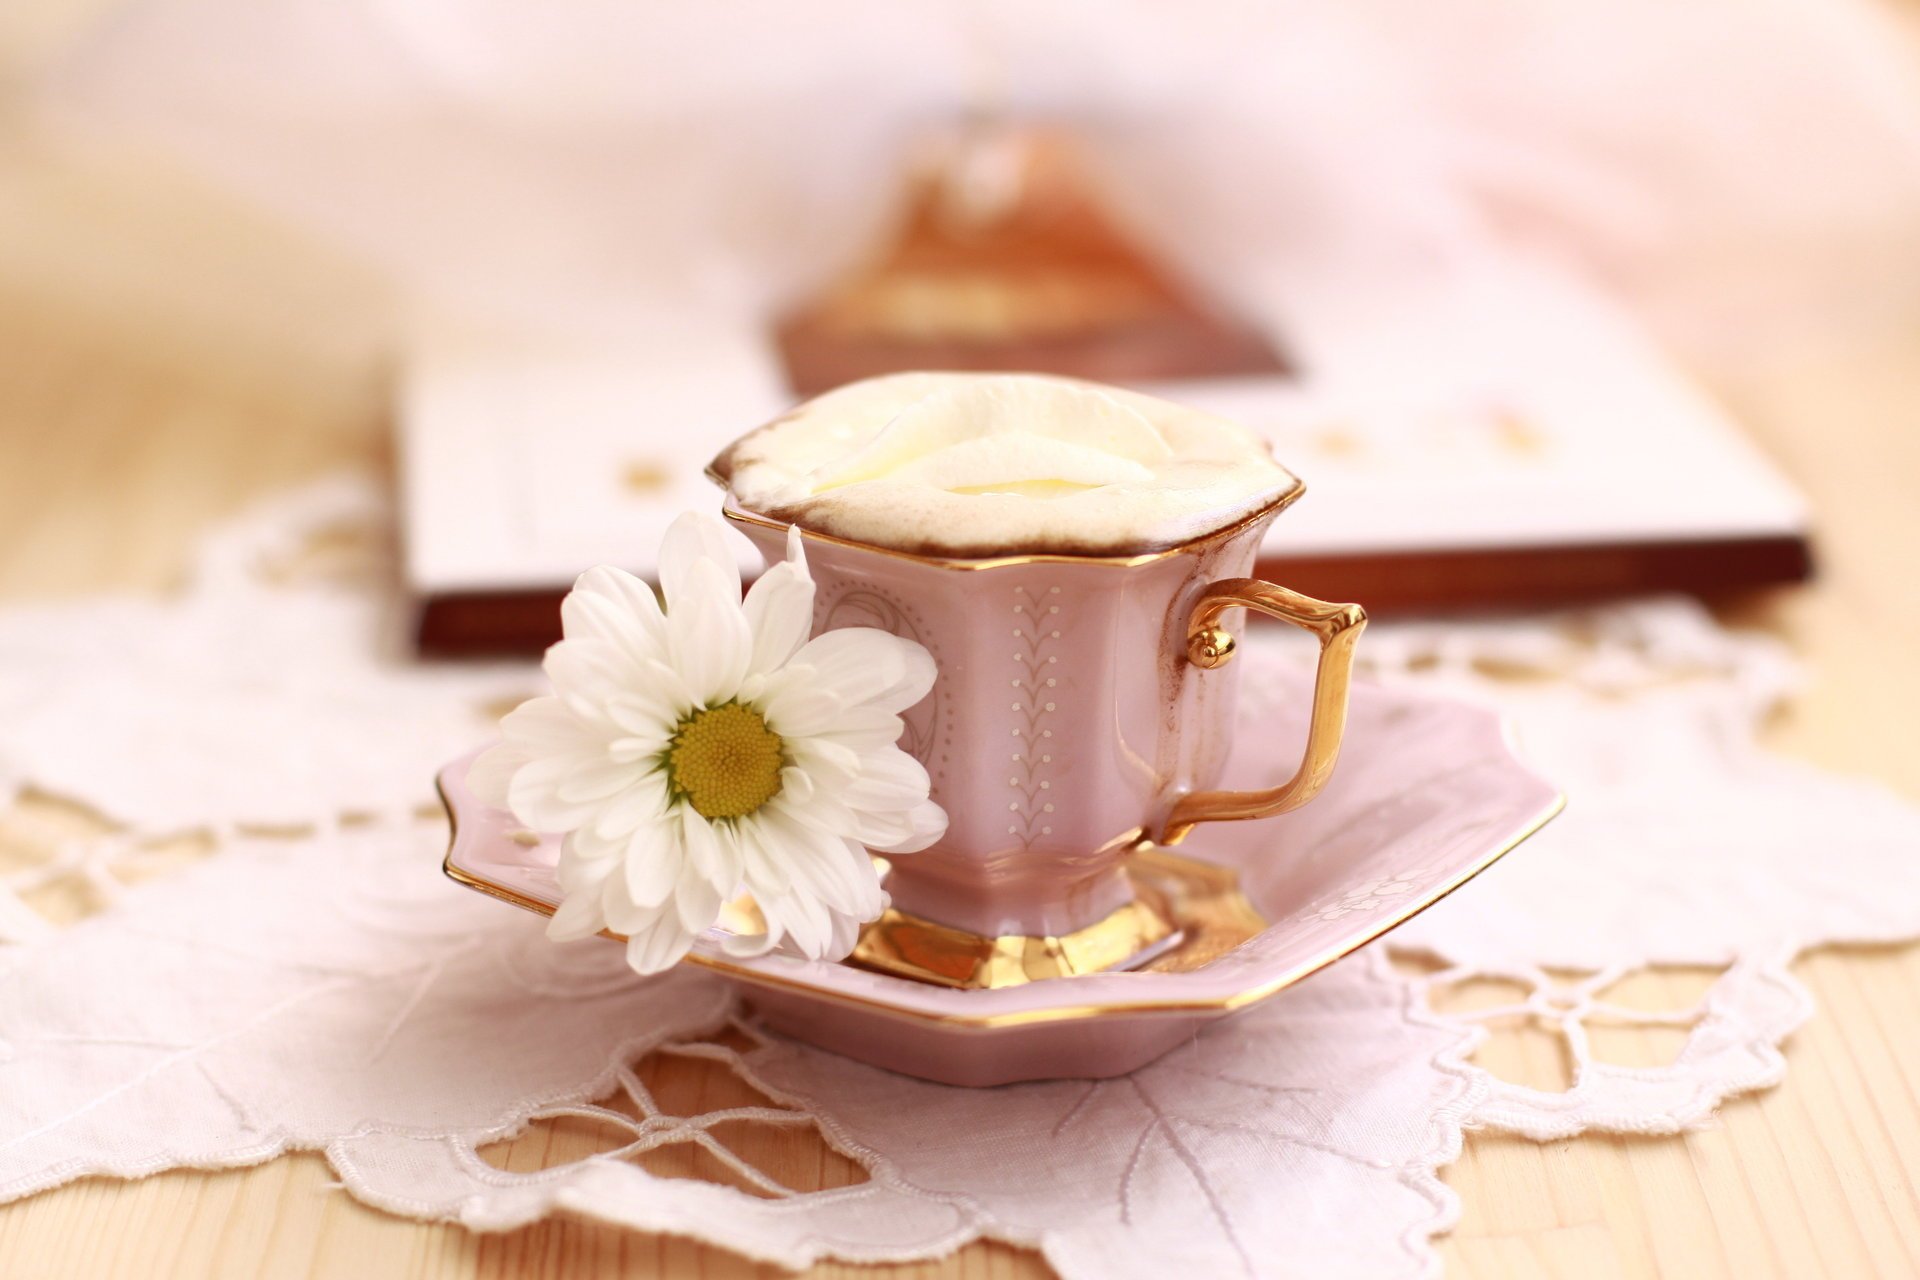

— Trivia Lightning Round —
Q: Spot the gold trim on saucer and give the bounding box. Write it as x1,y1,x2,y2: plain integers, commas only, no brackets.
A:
438,775,1565,1034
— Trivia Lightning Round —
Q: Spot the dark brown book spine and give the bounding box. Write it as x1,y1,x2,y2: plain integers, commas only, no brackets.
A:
413,535,1812,658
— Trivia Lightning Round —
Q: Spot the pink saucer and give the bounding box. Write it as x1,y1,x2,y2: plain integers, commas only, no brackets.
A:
440,655,1561,1086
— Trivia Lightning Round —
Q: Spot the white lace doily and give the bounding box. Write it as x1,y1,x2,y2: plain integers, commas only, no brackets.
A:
3,478,1918,1278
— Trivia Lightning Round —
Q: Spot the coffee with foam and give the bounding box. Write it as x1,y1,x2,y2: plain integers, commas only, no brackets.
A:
709,373,1300,556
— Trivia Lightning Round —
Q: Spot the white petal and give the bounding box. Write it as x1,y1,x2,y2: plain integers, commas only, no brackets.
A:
777,765,814,806
766,888,868,963
786,627,937,715
719,928,781,958
891,800,948,854
741,555,816,677
553,757,649,805
546,890,606,942
759,890,830,958
621,815,683,908
498,696,594,753
769,753,943,855
673,860,726,934
624,909,697,975
707,818,745,893
733,815,792,897
465,741,526,810
842,807,916,849
556,838,618,894
755,667,844,738
838,748,933,812
666,558,754,708
811,705,908,754
850,798,947,854
658,510,742,612
544,637,640,718
509,754,620,831
607,729,672,764
600,880,646,934
589,770,669,841
565,820,627,865
820,904,867,960
783,786,927,857
785,737,862,789
761,803,886,918
603,685,678,743
768,782,859,838
633,659,698,724
679,809,725,884
562,565,667,667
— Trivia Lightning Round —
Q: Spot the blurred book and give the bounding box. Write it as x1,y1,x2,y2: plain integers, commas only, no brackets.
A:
402,254,1808,655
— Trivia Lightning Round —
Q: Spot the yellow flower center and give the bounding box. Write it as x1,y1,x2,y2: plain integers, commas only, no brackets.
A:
666,702,785,820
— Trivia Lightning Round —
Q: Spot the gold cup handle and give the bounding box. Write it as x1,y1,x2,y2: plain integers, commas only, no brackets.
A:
1156,580,1367,846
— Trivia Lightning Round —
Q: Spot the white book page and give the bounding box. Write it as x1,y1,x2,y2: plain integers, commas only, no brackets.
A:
401,317,784,593
401,259,1805,595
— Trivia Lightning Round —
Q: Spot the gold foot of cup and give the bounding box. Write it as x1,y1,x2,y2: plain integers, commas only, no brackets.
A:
848,847,1268,990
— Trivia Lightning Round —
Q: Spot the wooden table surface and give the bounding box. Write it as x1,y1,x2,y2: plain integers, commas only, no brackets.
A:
2,45,1920,1280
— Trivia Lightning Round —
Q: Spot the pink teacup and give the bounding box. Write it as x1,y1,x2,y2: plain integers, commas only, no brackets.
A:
719,481,1366,987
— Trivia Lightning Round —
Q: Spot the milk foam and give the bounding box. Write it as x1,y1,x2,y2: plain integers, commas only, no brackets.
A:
711,373,1300,556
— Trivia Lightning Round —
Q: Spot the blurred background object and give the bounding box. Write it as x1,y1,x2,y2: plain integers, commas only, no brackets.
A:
775,124,1290,393
5,0,1920,649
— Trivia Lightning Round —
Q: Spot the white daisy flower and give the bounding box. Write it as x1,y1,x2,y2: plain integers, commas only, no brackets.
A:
470,511,946,975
